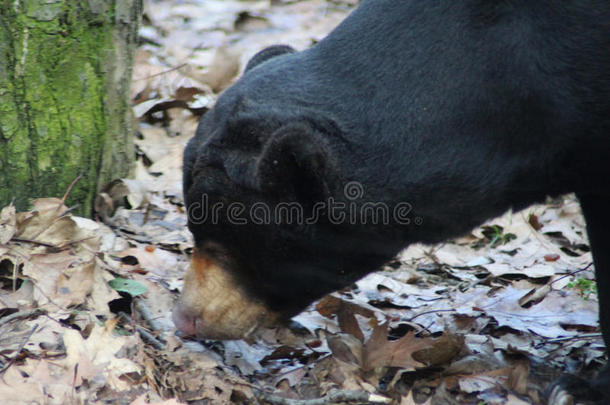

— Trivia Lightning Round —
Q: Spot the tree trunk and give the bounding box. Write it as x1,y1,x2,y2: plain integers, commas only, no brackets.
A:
0,0,141,216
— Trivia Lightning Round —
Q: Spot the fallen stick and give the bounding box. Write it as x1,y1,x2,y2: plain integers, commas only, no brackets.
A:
262,390,391,405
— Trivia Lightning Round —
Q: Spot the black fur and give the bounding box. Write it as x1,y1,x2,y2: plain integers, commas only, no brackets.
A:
183,0,610,399
244,44,296,72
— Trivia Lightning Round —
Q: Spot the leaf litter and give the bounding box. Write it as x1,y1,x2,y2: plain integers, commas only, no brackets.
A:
0,1,603,404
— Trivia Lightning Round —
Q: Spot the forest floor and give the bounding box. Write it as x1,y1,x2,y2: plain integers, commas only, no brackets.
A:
0,1,603,404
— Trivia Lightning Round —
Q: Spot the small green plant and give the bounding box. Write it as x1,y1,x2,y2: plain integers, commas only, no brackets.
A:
567,277,597,300
481,225,517,248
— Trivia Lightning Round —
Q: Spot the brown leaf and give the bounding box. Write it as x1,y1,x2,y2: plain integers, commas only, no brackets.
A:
507,360,530,395
174,86,206,102
544,253,560,262
327,333,363,365
411,333,464,367
528,213,542,230
261,345,305,365
316,295,378,342
363,323,432,371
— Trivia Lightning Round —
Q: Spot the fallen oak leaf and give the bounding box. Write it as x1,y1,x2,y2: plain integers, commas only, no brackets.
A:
316,295,376,342
316,295,375,318
363,323,435,372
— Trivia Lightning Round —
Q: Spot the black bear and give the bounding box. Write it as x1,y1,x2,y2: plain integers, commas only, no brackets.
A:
173,0,610,400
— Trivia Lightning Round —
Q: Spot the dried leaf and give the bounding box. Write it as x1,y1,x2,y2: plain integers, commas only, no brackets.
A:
363,323,431,371
61,320,141,391
411,333,464,367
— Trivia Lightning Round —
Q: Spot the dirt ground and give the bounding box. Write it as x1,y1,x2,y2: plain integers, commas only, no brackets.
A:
0,1,604,404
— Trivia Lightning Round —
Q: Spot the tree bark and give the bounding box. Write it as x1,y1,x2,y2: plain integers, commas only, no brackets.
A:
0,0,141,216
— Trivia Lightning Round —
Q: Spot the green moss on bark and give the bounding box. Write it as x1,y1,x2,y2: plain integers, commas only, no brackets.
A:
0,0,139,215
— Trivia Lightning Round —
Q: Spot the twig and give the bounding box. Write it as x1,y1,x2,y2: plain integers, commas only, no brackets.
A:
133,63,187,81
13,232,95,252
11,238,59,249
262,390,391,405
59,174,83,209
0,309,46,328
134,299,165,332
407,309,455,322
118,312,165,350
540,333,602,344
0,323,39,375
57,236,97,250
271,355,331,382
550,262,594,287
11,256,21,292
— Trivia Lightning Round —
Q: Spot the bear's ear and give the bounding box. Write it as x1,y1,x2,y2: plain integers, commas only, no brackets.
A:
256,123,336,203
245,45,296,72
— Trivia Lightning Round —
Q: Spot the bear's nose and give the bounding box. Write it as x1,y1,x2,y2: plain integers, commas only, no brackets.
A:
171,302,198,337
